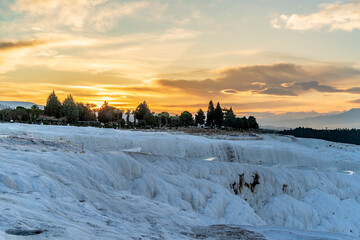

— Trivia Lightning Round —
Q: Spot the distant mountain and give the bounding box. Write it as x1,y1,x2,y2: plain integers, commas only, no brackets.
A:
299,108,360,129
260,125,290,131
0,101,44,110
260,108,360,129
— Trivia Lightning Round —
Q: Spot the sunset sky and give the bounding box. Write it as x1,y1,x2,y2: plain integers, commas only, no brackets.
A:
1,0,360,116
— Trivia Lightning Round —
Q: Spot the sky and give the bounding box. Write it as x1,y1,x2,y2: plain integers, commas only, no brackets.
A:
1,0,360,116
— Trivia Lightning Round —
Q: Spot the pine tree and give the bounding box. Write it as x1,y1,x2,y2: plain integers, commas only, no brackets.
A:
143,111,155,126
61,95,79,124
206,100,215,127
224,107,236,128
134,101,151,122
195,109,205,125
44,90,61,117
248,116,259,129
214,102,224,128
240,117,249,130
231,117,249,130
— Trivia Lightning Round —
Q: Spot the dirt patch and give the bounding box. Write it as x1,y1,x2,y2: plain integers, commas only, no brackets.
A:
186,225,267,239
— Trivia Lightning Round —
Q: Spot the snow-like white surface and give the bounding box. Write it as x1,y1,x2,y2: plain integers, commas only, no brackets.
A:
0,101,43,110
0,123,359,239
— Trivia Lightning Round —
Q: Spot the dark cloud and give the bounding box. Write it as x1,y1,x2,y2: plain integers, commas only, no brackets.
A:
156,63,360,97
347,87,360,94
259,87,297,96
0,40,46,51
286,81,343,93
349,99,360,104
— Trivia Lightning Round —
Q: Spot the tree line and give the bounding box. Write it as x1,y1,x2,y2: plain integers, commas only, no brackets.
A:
0,105,42,123
0,91,259,130
280,127,360,146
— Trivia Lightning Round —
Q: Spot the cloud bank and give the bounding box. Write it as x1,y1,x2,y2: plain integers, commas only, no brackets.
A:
157,63,360,97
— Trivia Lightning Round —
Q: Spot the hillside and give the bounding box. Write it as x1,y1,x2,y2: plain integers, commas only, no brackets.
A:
0,124,359,239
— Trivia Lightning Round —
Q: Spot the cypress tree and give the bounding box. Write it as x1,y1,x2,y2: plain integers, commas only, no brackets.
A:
224,107,236,128
44,90,61,117
214,102,224,128
240,117,249,130
248,116,259,129
143,111,155,126
206,100,215,127
134,101,151,122
61,95,79,124
195,109,205,125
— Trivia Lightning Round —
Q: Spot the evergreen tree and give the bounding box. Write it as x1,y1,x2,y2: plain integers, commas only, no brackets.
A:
280,128,360,146
44,90,61,117
248,116,259,129
240,117,250,130
134,101,151,122
179,111,193,127
144,111,155,126
224,107,236,128
61,95,79,124
232,117,249,130
214,102,224,128
206,100,215,127
195,109,205,125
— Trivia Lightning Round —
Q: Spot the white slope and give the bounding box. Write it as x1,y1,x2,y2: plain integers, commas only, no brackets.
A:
0,101,43,110
0,123,359,239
